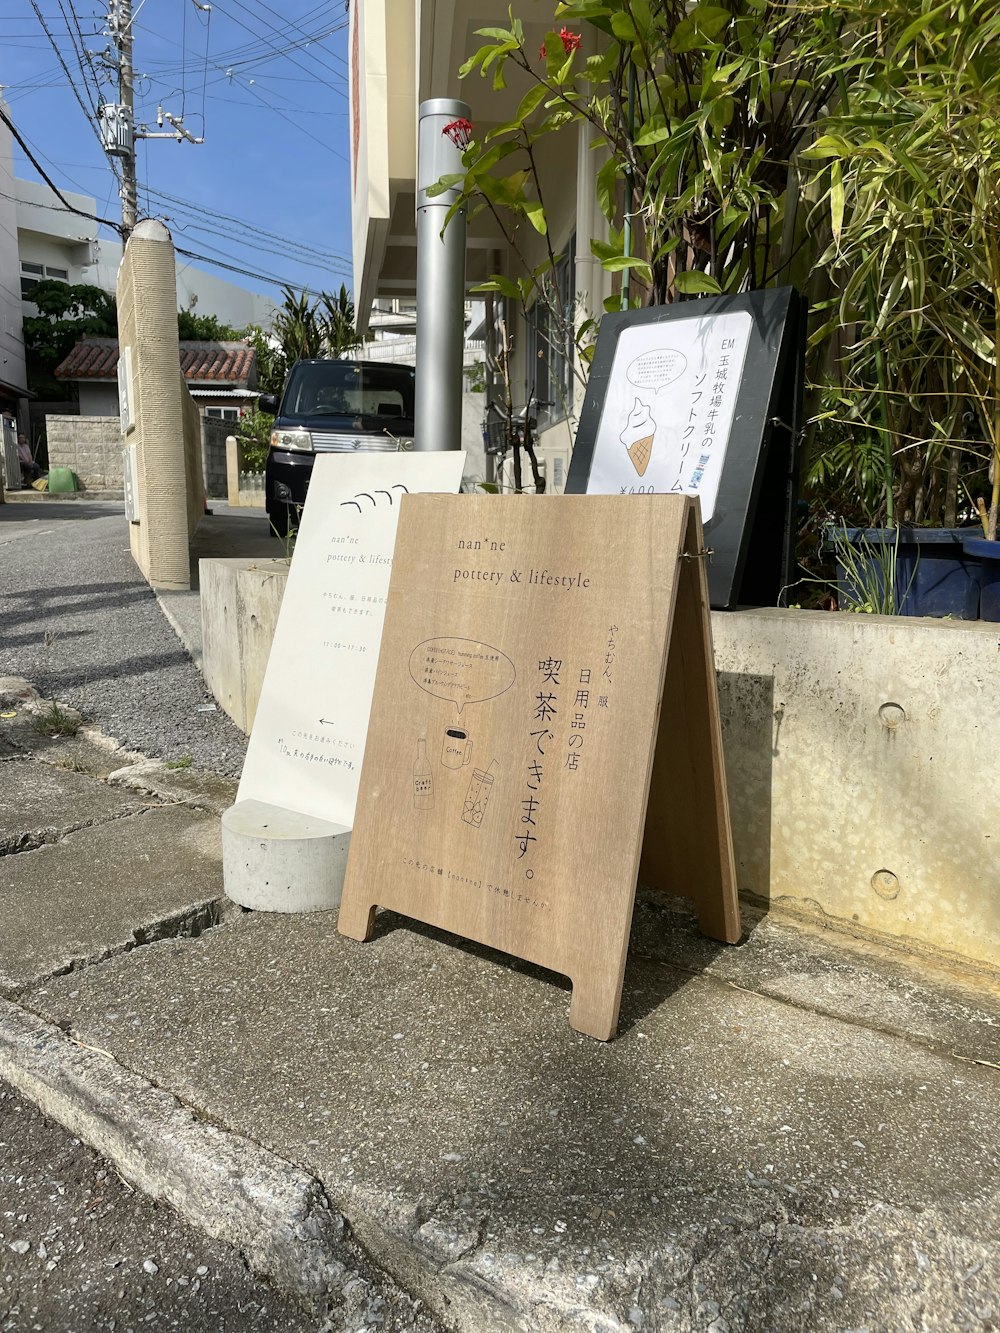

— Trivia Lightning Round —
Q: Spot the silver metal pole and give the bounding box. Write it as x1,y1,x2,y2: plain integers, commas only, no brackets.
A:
415,98,470,452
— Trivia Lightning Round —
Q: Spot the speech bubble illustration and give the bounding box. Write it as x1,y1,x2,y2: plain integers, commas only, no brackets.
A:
409,637,516,715
626,349,687,393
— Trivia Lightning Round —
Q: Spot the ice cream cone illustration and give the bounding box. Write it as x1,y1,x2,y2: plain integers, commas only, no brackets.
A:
620,398,656,477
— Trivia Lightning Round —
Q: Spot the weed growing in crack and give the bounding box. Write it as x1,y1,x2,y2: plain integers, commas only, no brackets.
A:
165,754,193,770
53,756,87,773
33,704,81,738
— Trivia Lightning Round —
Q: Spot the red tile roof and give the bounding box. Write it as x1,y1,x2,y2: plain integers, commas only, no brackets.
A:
55,337,256,387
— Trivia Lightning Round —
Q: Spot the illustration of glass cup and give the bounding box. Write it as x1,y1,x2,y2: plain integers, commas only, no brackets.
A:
442,727,473,769
461,768,494,828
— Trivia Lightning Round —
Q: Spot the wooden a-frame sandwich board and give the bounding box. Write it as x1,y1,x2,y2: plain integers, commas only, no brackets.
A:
338,493,740,1040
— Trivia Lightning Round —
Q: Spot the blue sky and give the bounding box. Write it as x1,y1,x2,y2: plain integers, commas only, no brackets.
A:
3,0,354,304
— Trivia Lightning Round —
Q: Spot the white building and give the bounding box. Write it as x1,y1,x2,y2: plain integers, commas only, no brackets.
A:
348,1,610,492
0,98,276,438
0,99,29,426
14,177,278,332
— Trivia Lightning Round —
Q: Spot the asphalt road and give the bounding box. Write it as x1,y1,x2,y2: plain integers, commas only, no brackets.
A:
0,501,247,774
0,1078,327,1333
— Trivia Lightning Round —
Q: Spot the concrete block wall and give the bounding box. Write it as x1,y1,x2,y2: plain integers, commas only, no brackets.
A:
201,417,231,500
117,219,205,591
45,415,122,490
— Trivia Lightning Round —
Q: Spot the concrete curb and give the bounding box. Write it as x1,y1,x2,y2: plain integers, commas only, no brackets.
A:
0,998,348,1300
155,590,204,670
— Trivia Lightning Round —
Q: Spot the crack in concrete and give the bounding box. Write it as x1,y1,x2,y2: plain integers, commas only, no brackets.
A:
633,952,1000,1075
4,898,232,1002
0,801,161,858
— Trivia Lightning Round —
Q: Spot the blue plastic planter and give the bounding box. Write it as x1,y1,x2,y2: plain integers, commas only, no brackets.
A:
825,527,983,619
962,536,1000,621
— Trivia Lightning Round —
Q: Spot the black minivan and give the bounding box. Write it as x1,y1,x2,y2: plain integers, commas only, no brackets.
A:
259,358,415,536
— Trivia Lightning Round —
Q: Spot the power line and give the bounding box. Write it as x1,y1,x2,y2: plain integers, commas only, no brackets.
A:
28,0,115,163
143,18,346,79
143,184,353,264
174,245,344,299
59,0,109,112
243,0,348,71
208,0,346,89
0,102,123,233
159,212,352,276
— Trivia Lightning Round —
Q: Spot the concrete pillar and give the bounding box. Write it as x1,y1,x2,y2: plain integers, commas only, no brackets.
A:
117,219,193,590
226,435,241,506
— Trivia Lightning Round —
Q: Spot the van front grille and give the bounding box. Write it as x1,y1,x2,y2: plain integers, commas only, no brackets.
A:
312,432,400,452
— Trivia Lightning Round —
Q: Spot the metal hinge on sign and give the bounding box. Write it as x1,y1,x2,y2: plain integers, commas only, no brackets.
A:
680,547,714,562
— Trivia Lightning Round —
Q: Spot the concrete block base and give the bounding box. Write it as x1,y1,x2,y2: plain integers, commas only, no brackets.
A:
222,799,351,913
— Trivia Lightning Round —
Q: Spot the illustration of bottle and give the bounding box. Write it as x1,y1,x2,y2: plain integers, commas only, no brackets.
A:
461,762,497,829
619,397,656,478
413,736,434,810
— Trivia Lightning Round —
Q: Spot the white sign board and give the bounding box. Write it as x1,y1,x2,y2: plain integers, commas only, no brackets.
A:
237,451,466,825
584,310,752,520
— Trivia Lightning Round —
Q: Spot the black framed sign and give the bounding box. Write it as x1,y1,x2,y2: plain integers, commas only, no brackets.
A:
565,286,806,609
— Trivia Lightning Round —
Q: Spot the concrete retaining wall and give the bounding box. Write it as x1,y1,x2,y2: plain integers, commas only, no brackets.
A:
712,608,999,970
200,577,999,970
200,557,290,732
45,415,122,490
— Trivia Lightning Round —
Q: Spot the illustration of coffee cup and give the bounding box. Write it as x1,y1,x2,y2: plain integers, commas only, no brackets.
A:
442,726,473,769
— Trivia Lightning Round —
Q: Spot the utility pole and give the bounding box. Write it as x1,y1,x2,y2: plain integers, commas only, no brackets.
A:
117,0,136,234
99,0,205,240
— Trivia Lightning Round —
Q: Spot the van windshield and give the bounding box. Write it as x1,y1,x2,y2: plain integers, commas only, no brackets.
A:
281,361,415,422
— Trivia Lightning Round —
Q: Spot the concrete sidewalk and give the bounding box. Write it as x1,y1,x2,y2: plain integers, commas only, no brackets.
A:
2,677,999,1332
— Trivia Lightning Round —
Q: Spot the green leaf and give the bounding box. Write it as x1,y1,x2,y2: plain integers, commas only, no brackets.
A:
596,156,619,223
599,255,654,285
670,4,730,53
458,47,491,79
471,274,522,301
673,271,722,295
467,140,518,176
893,4,950,55
515,82,548,123
591,237,622,263
424,173,464,199
799,134,853,161
634,116,670,147
523,200,548,234
609,11,635,41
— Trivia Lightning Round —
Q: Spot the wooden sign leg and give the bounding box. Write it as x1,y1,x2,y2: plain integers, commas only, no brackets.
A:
568,970,629,1042
640,505,742,944
338,896,377,942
